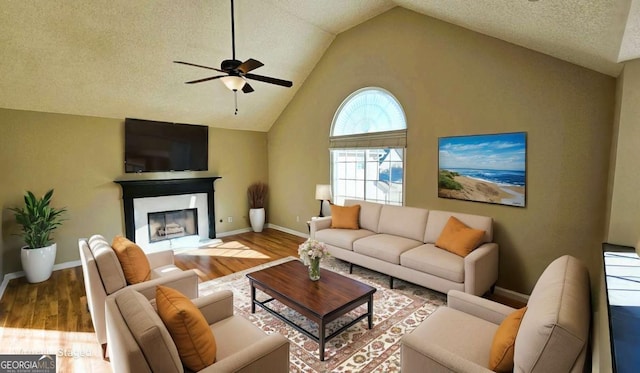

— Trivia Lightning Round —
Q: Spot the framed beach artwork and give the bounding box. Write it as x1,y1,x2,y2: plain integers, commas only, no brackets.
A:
438,132,526,207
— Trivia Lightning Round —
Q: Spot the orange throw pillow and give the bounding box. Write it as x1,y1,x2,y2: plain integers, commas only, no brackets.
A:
435,216,485,257
489,307,528,372
111,235,151,284
156,286,217,371
330,204,360,229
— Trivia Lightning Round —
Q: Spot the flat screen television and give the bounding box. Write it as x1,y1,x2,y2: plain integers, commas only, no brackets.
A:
124,118,208,173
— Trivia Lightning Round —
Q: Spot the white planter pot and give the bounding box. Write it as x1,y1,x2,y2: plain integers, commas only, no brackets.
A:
21,243,57,283
249,208,265,233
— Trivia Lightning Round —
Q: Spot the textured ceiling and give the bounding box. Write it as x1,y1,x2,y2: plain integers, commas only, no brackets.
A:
0,0,637,132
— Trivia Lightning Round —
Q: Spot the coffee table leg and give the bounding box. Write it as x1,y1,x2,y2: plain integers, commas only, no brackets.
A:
368,294,373,329
250,283,256,313
319,320,326,361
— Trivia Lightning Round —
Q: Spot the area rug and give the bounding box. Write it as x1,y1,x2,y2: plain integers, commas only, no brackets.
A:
198,256,445,372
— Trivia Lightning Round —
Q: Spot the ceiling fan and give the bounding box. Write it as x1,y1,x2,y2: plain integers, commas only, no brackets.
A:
174,0,292,98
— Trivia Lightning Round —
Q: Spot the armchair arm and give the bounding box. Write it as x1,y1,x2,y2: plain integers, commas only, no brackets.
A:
129,269,199,300
192,290,234,325
447,290,515,325
464,242,499,296
309,217,332,239
203,334,290,373
147,249,175,268
401,335,493,373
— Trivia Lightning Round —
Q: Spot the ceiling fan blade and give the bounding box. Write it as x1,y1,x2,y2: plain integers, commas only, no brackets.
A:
238,58,264,73
242,82,254,93
245,73,293,88
174,61,225,73
185,75,226,84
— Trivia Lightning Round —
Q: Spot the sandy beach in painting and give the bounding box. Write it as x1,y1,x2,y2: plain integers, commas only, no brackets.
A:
438,175,525,206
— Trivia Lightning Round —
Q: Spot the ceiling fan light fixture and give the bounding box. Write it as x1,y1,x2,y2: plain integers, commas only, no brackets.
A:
220,75,246,91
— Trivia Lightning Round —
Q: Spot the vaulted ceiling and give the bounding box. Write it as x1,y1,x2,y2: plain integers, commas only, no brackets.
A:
1,0,636,132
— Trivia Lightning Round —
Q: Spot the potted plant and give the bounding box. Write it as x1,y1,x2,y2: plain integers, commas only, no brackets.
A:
247,182,268,232
10,189,67,283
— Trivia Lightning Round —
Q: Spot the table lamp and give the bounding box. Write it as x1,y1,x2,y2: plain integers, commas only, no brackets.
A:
315,184,332,217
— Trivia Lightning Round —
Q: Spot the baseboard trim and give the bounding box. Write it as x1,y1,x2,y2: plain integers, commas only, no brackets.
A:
266,224,309,239
494,285,530,303
0,260,82,299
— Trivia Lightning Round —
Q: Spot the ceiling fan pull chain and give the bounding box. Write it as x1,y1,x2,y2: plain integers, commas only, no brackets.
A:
234,91,238,115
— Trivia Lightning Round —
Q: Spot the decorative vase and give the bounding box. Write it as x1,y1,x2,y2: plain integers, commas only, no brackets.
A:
249,208,265,232
21,243,57,283
308,257,321,281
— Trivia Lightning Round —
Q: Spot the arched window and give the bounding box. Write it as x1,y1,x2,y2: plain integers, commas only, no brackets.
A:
330,87,407,206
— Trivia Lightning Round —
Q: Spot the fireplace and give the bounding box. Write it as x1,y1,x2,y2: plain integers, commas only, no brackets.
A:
114,177,221,250
148,208,198,243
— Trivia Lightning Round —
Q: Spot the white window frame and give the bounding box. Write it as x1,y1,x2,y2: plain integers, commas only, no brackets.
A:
330,87,407,206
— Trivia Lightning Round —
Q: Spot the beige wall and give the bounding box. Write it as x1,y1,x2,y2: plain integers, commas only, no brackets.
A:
607,59,640,245
268,7,615,294
0,108,267,275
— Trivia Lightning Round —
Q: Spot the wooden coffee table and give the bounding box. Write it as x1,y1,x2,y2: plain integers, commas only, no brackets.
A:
246,259,376,361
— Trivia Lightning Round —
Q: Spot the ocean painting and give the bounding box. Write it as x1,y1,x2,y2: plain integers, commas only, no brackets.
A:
438,132,526,207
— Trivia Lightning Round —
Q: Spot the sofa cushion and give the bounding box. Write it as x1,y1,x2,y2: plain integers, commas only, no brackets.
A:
425,210,493,244
112,236,152,284
345,199,382,232
400,244,465,283
378,205,429,242
314,228,376,251
353,234,422,264
156,286,217,372
489,306,527,372
514,255,590,372
330,204,360,229
403,306,498,367
87,234,127,295
211,315,271,361
116,289,182,373
435,216,485,257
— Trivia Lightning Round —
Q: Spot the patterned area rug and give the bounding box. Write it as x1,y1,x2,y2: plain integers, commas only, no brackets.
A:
199,256,445,372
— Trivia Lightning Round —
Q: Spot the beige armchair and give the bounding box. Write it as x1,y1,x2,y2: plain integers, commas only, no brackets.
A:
78,234,199,358
401,255,590,372
105,287,290,372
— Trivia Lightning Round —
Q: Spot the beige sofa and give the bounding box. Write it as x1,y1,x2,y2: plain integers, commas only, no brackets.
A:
105,288,290,372
310,199,498,296
78,234,199,357
401,255,591,372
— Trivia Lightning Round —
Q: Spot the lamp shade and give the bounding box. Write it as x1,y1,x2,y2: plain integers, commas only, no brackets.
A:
220,75,246,91
315,184,332,201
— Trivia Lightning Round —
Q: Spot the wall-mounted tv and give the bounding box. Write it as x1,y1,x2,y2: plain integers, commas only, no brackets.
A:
125,118,208,173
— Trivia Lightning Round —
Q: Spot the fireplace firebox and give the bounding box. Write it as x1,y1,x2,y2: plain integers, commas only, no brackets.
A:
148,208,198,243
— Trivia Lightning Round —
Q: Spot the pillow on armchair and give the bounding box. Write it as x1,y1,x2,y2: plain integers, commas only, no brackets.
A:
112,236,151,284
156,285,217,372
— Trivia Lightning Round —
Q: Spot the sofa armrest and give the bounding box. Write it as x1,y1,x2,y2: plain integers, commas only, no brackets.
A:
464,242,499,296
192,290,234,325
203,333,290,373
401,333,493,373
128,269,199,300
309,217,332,239
447,290,515,325
147,249,175,268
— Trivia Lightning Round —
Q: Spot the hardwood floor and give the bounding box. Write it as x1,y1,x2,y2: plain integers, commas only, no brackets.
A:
174,228,306,281
0,227,523,333
0,228,304,331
